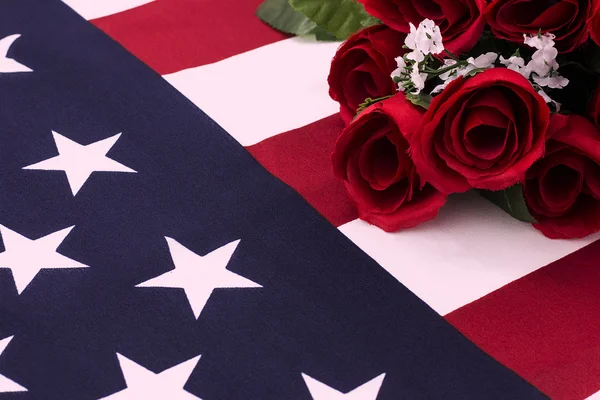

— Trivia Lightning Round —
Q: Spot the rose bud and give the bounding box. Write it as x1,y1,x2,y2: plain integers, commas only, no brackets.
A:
332,94,447,231
328,25,406,124
524,114,600,239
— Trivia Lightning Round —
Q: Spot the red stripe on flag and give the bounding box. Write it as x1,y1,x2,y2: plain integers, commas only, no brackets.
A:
91,0,289,74
247,114,358,227
446,240,600,400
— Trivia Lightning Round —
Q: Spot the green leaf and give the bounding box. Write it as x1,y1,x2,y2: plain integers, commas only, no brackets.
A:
405,92,432,110
355,95,394,115
314,27,339,41
463,67,487,78
480,185,536,223
289,0,379,40
256,0,342,41
256,0,320,36
360,14,382,28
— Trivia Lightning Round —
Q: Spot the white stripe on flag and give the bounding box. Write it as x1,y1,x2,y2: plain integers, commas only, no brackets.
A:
62,0,154,20
339,192,599,315
164,37,340,146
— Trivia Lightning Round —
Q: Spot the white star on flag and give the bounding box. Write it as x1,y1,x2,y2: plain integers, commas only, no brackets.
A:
0,225,88,294
0,34,32,73
101,353,201,399
0,336,27,393
137,238,261,319
302,373,386,400
23,131,136,196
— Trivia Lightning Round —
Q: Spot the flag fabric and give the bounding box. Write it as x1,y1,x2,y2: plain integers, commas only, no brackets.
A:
0,0,595,398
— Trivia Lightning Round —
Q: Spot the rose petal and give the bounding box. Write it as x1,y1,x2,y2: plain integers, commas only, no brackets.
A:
358,129,403,190
534,195,600,239
584,161,600,199
463,107,510,160
346,152,411,214
332,113,388,180
362,184,447,231
466,87,516,123
553,115,600,161
539,162,584,213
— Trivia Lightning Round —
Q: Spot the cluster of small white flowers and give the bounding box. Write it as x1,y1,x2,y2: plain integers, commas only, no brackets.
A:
499,55,527,75
391,19,444,94
525,34,568,86
526,33,568,110
390,20,568,109
495,33,568,109
391,56,406,84
405,19,444,63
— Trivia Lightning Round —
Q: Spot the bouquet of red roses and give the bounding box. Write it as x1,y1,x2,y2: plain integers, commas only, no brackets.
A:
258,0,600,239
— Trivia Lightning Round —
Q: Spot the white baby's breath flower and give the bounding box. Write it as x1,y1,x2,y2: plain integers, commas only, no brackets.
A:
391,56,406,79
527,46,559,77
406,50,425,63
462,52,498,75
431,60,458,94
524,32,559,77
417,19,444,55
499,55,530,78
523,33,556,50
395,56,406,70
468,52,498,69
391,56,408,91
405,19,444,62
533,74,569,89
438,59,458,81
532,45,559,62
410,67,428,94
405,23,424,62
521,32,568,90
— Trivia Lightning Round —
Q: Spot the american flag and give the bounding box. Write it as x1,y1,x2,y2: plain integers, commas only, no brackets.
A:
0,0,597,398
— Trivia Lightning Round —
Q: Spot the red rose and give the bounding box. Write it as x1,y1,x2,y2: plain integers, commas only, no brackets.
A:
328,25,405,124
357,0,486,54
523,114,600,239
410,68,550,194
486,0,591,52
590,82,600,126
331,94,447,231
589,0,600,45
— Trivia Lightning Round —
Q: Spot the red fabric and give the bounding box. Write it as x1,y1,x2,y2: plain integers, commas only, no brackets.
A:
247,115,358,227
524,114,600,239
91,0,289,74
446,240,600,399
